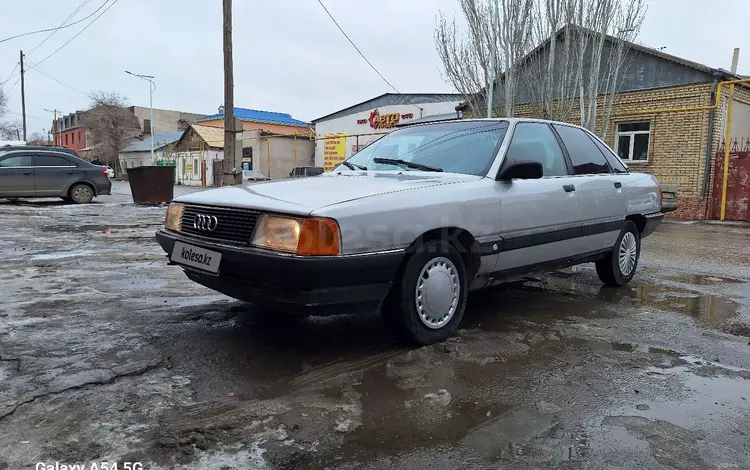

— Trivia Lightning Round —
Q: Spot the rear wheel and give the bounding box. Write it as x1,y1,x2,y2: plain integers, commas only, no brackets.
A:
596,220,640,286
69,184,94,204
381,240,468,345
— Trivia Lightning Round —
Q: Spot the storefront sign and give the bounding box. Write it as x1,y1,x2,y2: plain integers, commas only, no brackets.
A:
323,133,347,171
356,109,415,129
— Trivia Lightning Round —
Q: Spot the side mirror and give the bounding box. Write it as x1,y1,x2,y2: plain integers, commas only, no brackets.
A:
497,160,543,181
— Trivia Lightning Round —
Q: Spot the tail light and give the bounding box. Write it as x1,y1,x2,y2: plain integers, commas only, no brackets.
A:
102,167,109,176
657,186,663,208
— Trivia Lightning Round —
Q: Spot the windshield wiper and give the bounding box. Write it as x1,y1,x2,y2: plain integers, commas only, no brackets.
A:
372,158,443,172
341,161,367,171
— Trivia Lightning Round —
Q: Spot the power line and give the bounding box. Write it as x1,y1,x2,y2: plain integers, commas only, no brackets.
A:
27,0,120,71
3,63,19,84
6,111,48,120
0,0,101,47
315,0,400,93
26,66,89,97
29,0,100,54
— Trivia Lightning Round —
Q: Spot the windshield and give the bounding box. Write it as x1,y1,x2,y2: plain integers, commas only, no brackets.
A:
335,120,509,176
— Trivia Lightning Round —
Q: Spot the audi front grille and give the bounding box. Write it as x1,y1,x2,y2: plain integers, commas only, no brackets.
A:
180,204,260,246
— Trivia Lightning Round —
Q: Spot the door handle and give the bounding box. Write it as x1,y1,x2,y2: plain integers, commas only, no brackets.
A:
66,171,75,175
563,184,576,193
614,182,622,188
22,171,32,175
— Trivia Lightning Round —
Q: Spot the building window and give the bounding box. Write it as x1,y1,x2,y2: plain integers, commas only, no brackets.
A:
143,119,151,134
71,132,75,144
616,122,650,162
193,158,199,176
65,134,68,145
78,131,82,144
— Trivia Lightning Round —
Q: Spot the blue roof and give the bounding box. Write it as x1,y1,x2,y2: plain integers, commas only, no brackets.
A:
121,131,184,152
197,107,309,127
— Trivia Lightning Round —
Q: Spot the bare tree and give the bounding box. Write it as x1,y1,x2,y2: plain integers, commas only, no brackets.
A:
0,86,22,140
437,0,646,135
436,0,534,118
83,90,140,175
27,131,48,145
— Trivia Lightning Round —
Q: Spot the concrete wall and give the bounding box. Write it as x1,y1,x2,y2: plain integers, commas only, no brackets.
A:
312,101,461,167
242,130,315,180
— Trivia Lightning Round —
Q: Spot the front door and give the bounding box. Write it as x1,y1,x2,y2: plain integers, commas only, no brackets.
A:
552,124,626,252
0,154,35,196
492,122,583,272
33,153,80,196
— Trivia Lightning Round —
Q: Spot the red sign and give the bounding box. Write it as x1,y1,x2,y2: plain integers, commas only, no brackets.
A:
356,109,415,128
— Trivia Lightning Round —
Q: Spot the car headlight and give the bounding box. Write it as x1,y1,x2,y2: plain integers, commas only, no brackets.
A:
251,214,341,256
164,203,184,231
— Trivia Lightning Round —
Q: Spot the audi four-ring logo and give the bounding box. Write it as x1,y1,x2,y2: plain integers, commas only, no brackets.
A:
193,214,218,231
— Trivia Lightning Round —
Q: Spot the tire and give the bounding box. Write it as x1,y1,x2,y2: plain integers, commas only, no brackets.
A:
596,220,640,286
69,184,94,204
381,240,468,345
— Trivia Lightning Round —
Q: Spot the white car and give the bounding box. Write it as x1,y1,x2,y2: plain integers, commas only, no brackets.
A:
156,118,663,344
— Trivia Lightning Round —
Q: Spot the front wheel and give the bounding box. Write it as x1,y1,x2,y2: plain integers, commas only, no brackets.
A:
596,220,640,286
382,240,468,345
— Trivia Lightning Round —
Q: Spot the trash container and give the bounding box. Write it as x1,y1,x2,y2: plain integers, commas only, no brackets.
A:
127,165,175,205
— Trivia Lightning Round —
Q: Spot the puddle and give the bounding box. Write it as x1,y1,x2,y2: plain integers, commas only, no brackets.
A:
29,250,94,261
667,274,744,285
595,283,739,324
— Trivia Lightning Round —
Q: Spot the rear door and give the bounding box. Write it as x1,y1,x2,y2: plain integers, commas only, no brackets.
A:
33,152,80,196
492,122,584,272
551,124,625,252
0,153,34,196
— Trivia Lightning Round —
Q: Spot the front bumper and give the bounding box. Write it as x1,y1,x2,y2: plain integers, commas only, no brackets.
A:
155,230,404,315
641,212,664,238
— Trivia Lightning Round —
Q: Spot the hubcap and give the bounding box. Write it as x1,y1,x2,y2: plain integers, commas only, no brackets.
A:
415,257,460,329
618,232,637,276
73,186,91,202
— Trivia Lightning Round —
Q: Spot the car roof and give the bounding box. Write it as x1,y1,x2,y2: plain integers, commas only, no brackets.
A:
0,147,91,165
400,117,592,132
0,145,79,155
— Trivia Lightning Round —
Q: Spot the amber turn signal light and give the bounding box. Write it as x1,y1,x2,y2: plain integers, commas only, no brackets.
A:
297,218,341,256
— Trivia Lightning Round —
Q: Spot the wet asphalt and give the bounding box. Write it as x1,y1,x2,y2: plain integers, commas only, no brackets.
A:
0,181,749,469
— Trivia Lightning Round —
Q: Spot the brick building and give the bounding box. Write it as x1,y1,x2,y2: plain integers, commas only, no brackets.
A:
460,28,750,220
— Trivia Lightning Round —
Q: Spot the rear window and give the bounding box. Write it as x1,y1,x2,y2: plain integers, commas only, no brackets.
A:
36,155,75,167
553,124,611,175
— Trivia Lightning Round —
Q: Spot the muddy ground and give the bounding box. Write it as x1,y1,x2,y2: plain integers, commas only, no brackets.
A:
1,181,749,469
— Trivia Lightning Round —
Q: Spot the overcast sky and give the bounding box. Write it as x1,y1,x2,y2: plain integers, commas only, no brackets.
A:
1,0,748,136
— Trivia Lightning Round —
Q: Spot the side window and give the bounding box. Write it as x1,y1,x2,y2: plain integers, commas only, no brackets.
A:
505,122,568,177
588,134,628,174
553,125,611,175
0,155,33,167
35,154,74,167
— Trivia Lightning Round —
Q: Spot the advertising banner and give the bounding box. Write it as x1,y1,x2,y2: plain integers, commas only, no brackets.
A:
323,133,347,171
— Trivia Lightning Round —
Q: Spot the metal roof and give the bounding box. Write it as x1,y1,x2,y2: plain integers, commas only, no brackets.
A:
191,125,224,148
197,107,309,127
311,93,464,123
120,131,183,153
397,112,460,126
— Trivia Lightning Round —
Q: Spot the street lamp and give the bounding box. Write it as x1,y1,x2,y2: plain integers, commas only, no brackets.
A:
125,70,156,165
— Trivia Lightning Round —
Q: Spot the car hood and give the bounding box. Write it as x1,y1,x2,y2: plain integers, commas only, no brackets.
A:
174,171,482,215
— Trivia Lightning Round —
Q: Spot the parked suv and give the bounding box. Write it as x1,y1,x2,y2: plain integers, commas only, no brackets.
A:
156,118,663,344
0,148,112,203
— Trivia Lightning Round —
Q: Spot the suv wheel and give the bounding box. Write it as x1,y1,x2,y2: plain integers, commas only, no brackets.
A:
596,220,640,286
382,240,467,345
69,184,94,204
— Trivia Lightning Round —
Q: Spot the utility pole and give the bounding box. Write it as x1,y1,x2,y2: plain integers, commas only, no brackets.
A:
19,50,27,141
223,0,238,180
